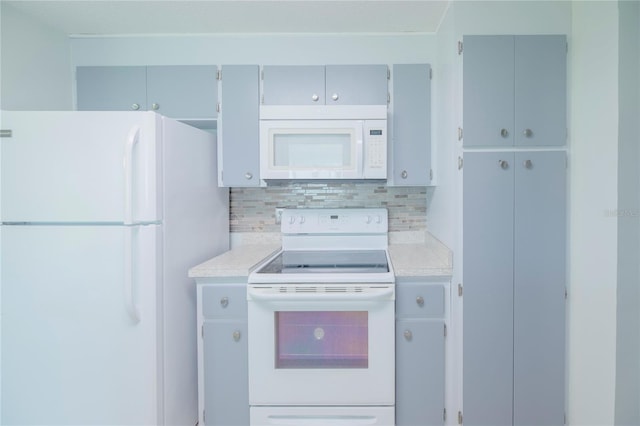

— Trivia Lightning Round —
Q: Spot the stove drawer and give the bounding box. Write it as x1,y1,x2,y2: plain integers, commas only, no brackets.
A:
396,281,444,318
202,285,247,319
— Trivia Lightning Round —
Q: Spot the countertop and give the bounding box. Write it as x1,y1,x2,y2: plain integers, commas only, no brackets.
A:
188,231,452,279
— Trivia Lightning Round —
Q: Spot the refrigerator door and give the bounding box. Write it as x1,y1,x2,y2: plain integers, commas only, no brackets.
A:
0,111,160,223
1,224,160,425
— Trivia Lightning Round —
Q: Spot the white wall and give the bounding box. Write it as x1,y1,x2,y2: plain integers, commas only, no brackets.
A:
568,2,619,425
615,1,640,424
0,3,72,110
70,34,436,67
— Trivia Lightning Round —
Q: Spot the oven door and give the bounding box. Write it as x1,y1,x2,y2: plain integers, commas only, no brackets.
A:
247,285,395,406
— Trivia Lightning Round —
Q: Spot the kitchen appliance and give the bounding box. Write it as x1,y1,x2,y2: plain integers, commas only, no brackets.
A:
0,111,229,425
247,208,395,426
259,105,387,180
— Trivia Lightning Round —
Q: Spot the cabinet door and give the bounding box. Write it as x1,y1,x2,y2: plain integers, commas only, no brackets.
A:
396,319,445,426
146,65,218,119
76,66,147,111
219,65,261,187
391,64,431,185
325,65,388,105
514,36,567,147
203,321,249,426
462,152,514,426
262,65,325,105
513,151,566,425
462,36,515,147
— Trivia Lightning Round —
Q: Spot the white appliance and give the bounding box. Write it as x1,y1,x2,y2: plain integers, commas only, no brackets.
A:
259,105,387,180
247,208,395,426
0,111,229,425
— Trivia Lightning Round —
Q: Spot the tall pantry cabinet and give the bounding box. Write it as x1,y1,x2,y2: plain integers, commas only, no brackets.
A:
461,35,567,426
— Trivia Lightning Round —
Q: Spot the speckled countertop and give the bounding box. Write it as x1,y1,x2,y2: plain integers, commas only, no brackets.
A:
188,231,452,279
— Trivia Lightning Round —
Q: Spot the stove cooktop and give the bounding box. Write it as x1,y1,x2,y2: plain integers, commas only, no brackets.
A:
255,250,390,275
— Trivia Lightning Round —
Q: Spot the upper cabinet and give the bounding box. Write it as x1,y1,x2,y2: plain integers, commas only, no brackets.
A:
462,35,567,147
76,65,219,122
218,65,261,188
390,64,432,186
262,65,388,105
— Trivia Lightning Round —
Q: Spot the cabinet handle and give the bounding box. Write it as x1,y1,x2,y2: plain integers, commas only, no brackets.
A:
523,128,533,137
311,94,319,102
151,103,160,111
232,330,241,342
131,103,140,111
403,330,413,341
401,170,408,179
523,159,533,169
500,128,509,138
220,297,229,308
416,296,424,307
245,172,253,180
498,160,509,170
331,93,339,101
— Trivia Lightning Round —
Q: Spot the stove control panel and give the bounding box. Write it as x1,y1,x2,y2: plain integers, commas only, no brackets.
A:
281,208,388,234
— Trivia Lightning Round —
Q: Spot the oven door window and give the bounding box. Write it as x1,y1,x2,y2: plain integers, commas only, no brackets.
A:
275,311,368,369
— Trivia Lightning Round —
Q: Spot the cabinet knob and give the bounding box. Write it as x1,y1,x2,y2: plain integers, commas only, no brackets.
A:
151,103,160,111
500,128,509,138
523,159,533,169
416,296,424,307
245,172,253,180
401,170,408,179
220,297,229,308
498,160,509,170
131,103,140,111
232,330,241,342
331,93,339,101
311,94,319,102
523,128,533,138
403,330,413,341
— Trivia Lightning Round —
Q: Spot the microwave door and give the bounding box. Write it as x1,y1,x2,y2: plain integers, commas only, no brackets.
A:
260,120,363,180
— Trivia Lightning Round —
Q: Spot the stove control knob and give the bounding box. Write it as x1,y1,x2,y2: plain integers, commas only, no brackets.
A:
375,215,381,224
299,216,306,224
365,215,372,224
289,216,296,224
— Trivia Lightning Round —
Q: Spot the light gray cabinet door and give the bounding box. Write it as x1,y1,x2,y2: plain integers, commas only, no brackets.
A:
219,65,260,187
325,65,388,105
391,64,431,185
262,65,325,105
463,151,567,426
463,35,566,147
76,66,147,111
396,319,445,426
462,152,515,426
146,65,218,119
203,321,249,426
514,36,567,147
462,36,514,147
513,151,566,426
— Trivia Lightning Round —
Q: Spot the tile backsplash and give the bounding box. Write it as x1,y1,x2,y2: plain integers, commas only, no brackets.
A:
230,182,426,233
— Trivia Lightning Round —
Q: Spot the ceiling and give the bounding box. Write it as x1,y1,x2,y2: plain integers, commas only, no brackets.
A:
3,0,450,35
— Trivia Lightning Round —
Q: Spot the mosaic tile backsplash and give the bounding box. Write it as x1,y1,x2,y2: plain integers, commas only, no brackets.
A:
230,182,427,233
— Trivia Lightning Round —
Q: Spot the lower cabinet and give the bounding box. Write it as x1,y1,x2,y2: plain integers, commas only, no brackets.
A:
395,278,447,426
198,282,249,426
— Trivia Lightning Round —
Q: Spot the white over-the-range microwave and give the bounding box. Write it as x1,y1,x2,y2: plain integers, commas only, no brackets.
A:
259,105,387,180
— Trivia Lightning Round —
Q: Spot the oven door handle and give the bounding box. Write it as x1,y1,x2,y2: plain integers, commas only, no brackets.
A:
247,286,394,302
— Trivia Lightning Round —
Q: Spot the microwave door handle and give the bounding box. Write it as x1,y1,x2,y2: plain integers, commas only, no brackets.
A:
356,133,364,177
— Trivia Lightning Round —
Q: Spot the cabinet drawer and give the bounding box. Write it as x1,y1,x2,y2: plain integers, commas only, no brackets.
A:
396,283,444,318
202,285,247,319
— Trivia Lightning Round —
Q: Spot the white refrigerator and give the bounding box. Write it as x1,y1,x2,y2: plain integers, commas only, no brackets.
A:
0,111,229,425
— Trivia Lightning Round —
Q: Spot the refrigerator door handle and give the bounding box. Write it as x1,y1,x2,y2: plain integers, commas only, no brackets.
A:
124,126,140,226
124,227,141,323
